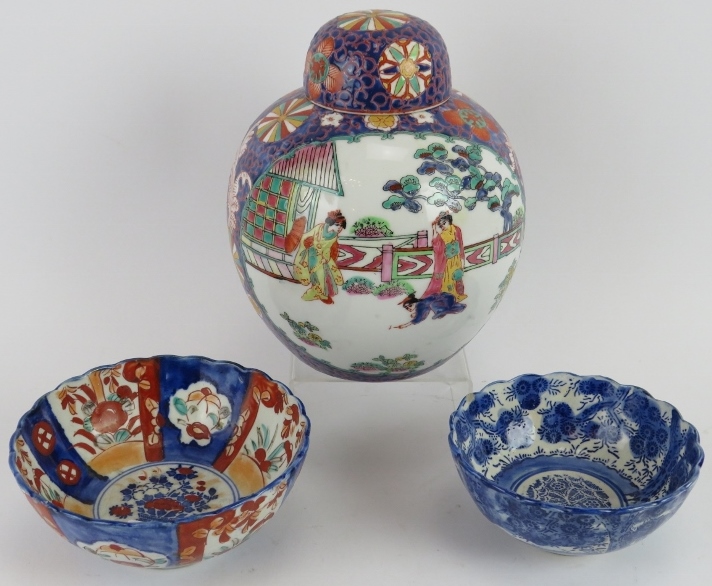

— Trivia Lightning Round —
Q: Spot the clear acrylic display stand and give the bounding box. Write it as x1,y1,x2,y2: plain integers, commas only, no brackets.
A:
289,349,473,399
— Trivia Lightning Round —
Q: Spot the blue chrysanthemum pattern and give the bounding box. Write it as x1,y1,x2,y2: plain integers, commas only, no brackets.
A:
449,373,703,554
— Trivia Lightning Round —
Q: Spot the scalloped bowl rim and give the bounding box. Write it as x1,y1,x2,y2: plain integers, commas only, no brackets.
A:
449,371,704,515
8,354,311,529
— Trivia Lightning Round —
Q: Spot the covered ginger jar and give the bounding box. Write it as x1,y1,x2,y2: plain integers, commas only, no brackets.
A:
227,10,525,381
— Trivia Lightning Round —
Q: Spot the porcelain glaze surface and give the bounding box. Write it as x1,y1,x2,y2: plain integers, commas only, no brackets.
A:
228,11,525,381
449,373,703,554
9,356,310,568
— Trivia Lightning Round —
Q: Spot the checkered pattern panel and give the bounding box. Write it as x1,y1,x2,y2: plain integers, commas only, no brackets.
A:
242,174,293,250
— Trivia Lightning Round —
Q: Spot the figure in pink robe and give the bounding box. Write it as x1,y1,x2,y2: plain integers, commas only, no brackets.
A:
423,212,467,302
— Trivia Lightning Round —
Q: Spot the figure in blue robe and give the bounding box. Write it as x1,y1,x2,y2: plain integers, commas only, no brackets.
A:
391,292,466,329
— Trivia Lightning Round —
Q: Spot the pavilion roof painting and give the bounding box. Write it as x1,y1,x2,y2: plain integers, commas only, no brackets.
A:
270,141,343,195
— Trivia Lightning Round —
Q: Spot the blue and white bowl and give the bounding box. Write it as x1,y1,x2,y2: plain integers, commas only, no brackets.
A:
449,373,703,554
9,356,310,568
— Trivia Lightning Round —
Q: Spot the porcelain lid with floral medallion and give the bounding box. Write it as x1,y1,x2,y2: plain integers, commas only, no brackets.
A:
303,10,451,114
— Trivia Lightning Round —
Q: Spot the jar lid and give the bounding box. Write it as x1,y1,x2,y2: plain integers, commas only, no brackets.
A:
303,10,451,114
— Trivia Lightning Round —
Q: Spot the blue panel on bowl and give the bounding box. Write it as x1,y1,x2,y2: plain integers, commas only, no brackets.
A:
158,356,251,466
51,508,179,568
19,398,108,503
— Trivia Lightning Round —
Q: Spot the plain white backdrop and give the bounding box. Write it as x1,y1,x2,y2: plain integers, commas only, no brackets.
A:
1,1,710,583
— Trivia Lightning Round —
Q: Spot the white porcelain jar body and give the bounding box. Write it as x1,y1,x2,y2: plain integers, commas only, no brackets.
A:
228,11,525,380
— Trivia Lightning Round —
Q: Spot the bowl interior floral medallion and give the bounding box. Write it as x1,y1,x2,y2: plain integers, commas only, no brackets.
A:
94,462,239,522
515,471,622,508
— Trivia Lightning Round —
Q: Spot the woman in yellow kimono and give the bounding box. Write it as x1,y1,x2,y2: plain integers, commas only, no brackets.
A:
292,210,347,304
423,211,467,302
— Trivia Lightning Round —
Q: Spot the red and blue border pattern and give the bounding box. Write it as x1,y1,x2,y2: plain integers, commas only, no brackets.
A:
233,89,521,211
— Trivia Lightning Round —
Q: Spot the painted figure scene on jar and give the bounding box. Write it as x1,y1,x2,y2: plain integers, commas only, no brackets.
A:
227,10,525,380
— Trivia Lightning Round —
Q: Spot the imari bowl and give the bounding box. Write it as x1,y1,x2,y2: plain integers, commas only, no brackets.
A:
449,373,703,555
9,356,310,568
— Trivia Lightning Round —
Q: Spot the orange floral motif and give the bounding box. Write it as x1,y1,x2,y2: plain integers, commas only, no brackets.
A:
207,514,233,543
283,441,293,463
176,476,293,563
252,448,274,474
57,384,96,416
90,401,129,434
14,437,67,508
233,496,268,535
281,403,301,439
81,541,169,568
206,495,268,544
216,372,302,480
49,360,159,460
267,480,289,510
442,98,501,142
295,420,307,445
144,397,163,446
305,37,344,100
223,410,249,458
211,386,260,473
79,384,140,449
248,512,276,535
15,438,31,466
121,360,146,383
255,381,287,413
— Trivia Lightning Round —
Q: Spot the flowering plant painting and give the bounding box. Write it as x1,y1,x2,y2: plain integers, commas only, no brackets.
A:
382,142,521,231
79,541,169,568
107,464,222,522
